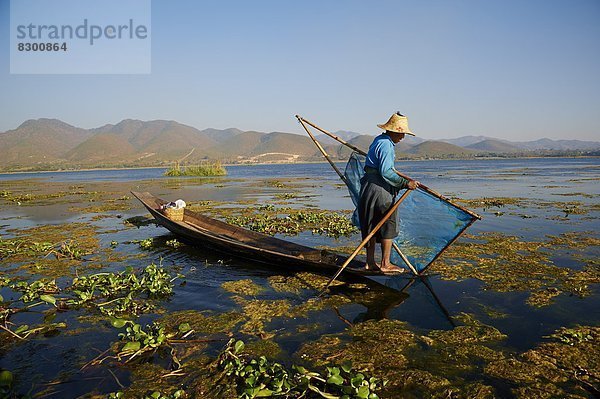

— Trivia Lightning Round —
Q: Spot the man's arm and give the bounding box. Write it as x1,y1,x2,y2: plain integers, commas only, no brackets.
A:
376,141,409,188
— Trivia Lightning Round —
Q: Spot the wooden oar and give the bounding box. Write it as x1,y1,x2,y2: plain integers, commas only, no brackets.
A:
295,115,481,220
318,189,412,296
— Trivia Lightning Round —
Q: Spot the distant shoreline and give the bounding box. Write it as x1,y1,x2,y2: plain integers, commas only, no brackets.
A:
1,155,599,176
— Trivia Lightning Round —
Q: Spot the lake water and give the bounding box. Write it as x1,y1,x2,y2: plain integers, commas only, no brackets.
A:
0,157,598,398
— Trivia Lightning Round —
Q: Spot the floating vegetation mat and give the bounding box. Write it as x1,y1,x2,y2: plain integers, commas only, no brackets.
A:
1,222,100,278
455,196,599,220
226,208,357,238
222,279,264,296
186,199,357,238
0,165,599,398
485,325,600,398
0,180,133,212
431,231,600,306
297,314,599,398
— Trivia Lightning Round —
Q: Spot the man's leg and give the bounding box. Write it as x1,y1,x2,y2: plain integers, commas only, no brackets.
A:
365,237,379,270
380,239,403,272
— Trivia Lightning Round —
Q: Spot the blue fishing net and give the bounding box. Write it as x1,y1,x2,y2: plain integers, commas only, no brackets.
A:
343,152,477,273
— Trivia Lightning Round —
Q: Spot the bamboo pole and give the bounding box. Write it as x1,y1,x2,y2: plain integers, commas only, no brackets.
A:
392,242,419,276
297,116,347,183
296,115,367,156
295,115,481,220
393,170,481,220
319,189,412,296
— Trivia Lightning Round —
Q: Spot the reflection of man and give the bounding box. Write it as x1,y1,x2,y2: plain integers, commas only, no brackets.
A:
359,112,419,273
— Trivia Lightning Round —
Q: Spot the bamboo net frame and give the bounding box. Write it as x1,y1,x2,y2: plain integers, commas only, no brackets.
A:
296,114,481,277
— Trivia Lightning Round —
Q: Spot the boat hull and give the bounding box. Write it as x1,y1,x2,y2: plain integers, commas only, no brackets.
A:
131,191,374,279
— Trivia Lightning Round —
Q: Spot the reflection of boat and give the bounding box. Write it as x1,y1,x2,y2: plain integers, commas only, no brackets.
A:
132,191,388,280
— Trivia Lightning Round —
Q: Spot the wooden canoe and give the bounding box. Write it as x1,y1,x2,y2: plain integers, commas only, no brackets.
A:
131,191,386,279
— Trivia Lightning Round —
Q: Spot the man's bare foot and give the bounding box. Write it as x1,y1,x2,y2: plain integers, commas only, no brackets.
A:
379,262,405,273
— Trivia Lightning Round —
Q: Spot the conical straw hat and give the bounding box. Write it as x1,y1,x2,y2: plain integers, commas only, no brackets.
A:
377,112,415,136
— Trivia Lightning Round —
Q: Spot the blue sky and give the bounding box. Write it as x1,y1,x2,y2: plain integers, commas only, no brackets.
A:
1,0,599,140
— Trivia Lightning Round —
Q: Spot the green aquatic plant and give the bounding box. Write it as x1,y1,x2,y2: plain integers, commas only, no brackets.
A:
233,297,291,337
69,263,178,315
218,339,387,399
116,320,170,354
1,223,99,268
165,161,227,177
109,390,186,399
0,190,69,205
72,197,132,213
290,211,357,238
275,192,297,200
1,264,179,341
222,279,264,296
296,315,513,397
226,214,299,236
226,209,357,238
266,180,287,188
10,278,59,303
166,239,183,248
159,310,244,336
0,369,14,398
55,240,91,260
0,236,93,272
457,196,524,209
102,318,200,370
548,326,594,346
136,238,155,249
2,322,67,340
258,204,275,211
0,238,54,260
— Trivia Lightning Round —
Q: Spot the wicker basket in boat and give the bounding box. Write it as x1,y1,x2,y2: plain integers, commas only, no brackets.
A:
163,207,184,221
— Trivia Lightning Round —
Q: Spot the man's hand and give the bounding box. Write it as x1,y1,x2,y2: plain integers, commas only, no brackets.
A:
407,180,419,190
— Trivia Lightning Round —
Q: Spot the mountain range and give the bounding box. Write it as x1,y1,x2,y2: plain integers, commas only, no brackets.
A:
0,118,598,171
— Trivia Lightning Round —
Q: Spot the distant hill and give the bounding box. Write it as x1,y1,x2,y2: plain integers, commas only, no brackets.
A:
198,131,319,162
65,133,137,162
200,127,244,143
443,135,600,151
441,135,491,147
465,139,521,153
207,131,265,158
0,118,598,171
317,131,425,147
0,119,92,167
329,135,377,159
406,141,477,157
514,138,600,151
316,130,363,145
250,132,317,156
89,119,217,160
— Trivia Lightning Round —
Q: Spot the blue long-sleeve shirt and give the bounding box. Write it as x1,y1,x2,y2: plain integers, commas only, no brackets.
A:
364,134,409,188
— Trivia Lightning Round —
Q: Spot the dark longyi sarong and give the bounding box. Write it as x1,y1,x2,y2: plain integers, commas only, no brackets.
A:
358,170,400,242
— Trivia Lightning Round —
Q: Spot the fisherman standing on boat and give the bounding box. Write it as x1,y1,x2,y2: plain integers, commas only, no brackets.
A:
359,112,419,273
